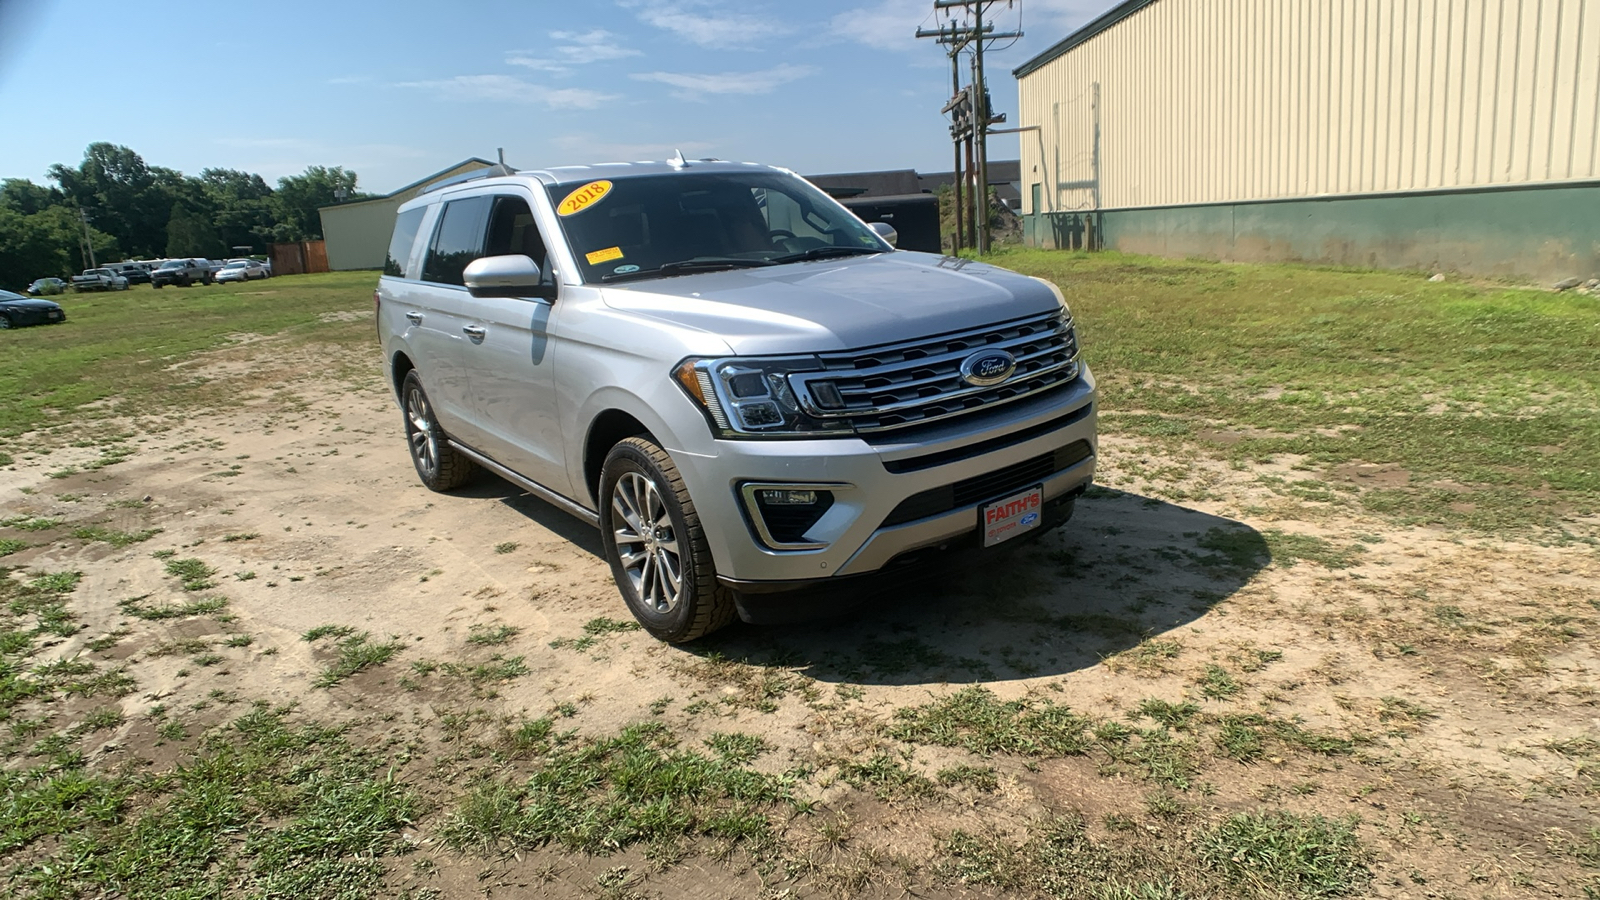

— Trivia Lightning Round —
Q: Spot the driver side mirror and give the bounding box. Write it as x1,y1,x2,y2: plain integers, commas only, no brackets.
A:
868,221,898,248
464,254,555,300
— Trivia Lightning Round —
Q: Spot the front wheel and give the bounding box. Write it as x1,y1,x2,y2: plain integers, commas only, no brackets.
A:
400,370,475,491
0,315,11,329
599,437,735,643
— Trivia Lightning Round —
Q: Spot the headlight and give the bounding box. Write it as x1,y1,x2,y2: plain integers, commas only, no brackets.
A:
673,356,854,438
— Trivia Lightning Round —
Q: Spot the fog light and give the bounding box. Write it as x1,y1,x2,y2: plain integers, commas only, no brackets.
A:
759,489,818,505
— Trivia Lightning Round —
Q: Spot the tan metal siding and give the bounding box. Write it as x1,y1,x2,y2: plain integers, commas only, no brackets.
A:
1018,0,1600,214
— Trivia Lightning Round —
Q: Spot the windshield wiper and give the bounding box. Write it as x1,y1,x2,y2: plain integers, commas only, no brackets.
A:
599,257,775,283
769,246,883,264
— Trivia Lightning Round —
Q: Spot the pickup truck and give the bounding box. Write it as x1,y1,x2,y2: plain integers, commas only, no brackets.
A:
151,259,214,288
70,268,129,292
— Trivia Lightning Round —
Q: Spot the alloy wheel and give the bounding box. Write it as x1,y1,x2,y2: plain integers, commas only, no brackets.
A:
405,385,438,478
610,471,682,613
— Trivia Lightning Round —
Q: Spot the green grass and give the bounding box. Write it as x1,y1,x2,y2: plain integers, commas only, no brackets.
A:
1199,811,1369,897
162,557,216,591
0,272,379,443
891,686,1094,757
437,720,798,854
1,517,60,532
118,595,228,621
5,706,417,899
0,539,26,557
309,632,404,688
465,623,520,646
549,616,641,651
996,249,1600,532
72,526,162,548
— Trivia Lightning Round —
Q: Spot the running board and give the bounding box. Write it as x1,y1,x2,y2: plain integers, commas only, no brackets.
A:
446,440,600,528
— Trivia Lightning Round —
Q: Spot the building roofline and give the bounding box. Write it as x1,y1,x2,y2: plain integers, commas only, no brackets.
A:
317,157,496,213
1012,0,1159,79
384,157,496,198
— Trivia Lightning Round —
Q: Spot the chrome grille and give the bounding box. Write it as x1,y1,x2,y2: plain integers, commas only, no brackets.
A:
790,310,1080,433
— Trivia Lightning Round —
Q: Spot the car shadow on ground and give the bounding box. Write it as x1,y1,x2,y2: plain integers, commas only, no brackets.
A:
467,476,1269,687
459,478,608,558
684,487,1270,686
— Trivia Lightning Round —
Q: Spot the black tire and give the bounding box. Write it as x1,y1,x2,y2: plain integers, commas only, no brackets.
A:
598,437,736,643
0,315,11,329
153,281,163,289
400,370,475,491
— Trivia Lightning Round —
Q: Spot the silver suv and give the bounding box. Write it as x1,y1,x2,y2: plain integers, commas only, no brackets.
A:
377,158,1097,642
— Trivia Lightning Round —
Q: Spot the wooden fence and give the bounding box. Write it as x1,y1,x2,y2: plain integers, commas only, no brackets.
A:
269,241,329,276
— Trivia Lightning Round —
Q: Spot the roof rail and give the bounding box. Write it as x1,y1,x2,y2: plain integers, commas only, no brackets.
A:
419,156,519,196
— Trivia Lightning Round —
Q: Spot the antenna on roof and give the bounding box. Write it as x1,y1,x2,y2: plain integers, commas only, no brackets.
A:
668,148,688,168
485,147,517,177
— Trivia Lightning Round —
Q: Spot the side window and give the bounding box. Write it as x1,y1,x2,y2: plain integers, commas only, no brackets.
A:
422,195,492,286
384,206,426,278
483,195,548,267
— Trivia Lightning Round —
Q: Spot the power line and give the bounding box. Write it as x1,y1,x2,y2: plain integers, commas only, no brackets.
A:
916,1,1020,255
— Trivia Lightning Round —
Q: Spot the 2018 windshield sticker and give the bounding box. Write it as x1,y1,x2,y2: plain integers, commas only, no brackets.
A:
586,246,624,265
558,180,613,217
614,264,640,274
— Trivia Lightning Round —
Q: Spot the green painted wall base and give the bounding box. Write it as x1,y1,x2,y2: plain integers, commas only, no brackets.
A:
1025,183,1600,282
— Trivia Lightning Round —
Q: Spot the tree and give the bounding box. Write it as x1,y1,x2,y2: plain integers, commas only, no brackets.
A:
199,168,275,252
48,143,173,258
271,166,361,241
0,179,62,216
165,202,224,259
0,206,118,291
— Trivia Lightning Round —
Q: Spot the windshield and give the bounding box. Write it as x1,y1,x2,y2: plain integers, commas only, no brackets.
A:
159,261,184,269
545,170,889,283
223,261,246,268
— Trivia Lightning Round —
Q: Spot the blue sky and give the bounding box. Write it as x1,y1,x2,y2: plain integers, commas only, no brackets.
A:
0,0,1105,193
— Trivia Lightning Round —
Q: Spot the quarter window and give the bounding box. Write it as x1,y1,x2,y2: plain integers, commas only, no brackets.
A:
385,207,426,278
422,196,492,286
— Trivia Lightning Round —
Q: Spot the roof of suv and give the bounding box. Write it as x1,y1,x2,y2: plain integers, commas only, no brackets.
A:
416,159,790,196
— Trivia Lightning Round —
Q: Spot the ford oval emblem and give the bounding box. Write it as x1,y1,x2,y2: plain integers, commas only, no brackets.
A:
960,350,1016,387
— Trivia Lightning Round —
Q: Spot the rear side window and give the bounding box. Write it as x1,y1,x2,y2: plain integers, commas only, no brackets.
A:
422,196,492,286
385,207,426,278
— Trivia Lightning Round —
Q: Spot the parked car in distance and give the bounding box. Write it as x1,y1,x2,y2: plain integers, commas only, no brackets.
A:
70,268,130,292
216,259,269,282
0,290,67,328
106,261,152,285
377,158,1097,642
26,277,67,296
151,258,214,288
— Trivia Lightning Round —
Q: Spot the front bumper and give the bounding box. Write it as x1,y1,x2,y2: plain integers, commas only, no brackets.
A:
668,365,1097,593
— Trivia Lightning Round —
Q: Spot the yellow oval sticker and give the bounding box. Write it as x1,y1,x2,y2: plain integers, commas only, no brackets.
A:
557,180,612,217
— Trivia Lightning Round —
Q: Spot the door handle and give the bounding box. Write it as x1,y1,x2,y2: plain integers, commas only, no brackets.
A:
404,311,423,325
462,325,487,340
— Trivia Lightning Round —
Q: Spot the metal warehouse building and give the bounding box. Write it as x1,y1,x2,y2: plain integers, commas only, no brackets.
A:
1015,0,1600,281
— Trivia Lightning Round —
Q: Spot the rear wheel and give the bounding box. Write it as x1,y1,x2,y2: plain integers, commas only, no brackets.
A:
599,437,735,643
400,370,476,491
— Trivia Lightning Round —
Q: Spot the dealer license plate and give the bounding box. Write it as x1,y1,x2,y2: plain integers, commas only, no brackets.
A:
981,485,1044,548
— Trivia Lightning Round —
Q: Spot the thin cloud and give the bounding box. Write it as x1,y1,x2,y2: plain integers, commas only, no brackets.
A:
507,29,639,74
631,64,815,101
621,0,789,48
397,75,618,109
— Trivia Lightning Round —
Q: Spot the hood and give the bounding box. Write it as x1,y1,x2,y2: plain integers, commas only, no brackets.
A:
0,297,63,311
598,251,1060,356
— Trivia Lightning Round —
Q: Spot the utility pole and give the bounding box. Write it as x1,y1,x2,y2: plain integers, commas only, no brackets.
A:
917,1,1019,254
78,208,97,269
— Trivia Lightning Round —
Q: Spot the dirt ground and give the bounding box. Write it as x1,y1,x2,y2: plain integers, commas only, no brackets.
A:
3,335,1597,899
